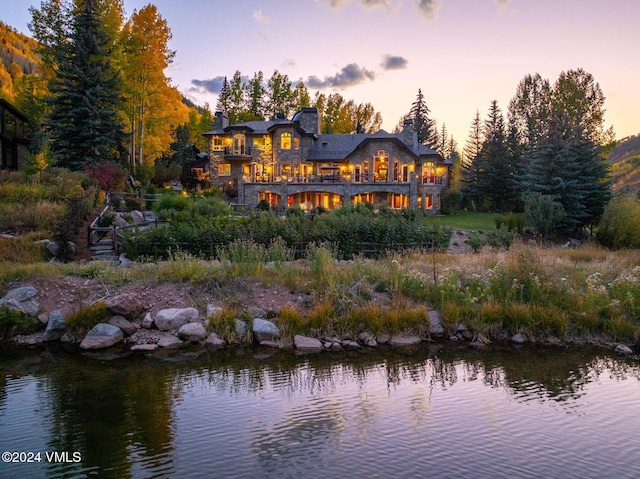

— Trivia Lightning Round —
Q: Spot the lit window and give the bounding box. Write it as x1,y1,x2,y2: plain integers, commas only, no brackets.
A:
374,150,389,180
293,137,299,150
219,164,231,176
281,132,292,149
232,134,245,155
253,137,265,149
423,162,435,184
212,138,224,151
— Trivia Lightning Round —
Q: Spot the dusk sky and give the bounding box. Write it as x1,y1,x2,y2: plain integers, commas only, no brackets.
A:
5,0,639,143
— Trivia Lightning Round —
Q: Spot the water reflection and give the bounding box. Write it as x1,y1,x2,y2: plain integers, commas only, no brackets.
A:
0,343,639,478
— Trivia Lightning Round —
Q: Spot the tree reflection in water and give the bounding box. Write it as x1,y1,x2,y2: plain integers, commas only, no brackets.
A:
1,342,639,478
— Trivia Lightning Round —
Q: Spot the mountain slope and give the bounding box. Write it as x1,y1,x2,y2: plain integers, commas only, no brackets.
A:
0,22,40,102
609,134,640,193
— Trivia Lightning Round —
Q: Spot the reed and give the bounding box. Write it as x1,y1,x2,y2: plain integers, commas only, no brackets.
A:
65,302,111,336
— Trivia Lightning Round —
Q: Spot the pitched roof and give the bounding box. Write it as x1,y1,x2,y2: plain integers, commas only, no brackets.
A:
306,130,440,161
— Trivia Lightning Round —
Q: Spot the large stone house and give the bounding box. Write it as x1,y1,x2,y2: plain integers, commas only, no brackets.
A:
203,108,450,213
0,99,29,171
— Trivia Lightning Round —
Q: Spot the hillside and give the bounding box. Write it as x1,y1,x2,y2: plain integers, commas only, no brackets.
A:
609,134,640,194
0,21,40,102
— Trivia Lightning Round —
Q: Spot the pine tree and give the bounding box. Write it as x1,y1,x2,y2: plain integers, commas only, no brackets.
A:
409,89,438,148
227,70,245,124
216,76,230,114
480,100,511,211
245,71,266,120
46,0,124,170
518,69,612,232
460,111,484,209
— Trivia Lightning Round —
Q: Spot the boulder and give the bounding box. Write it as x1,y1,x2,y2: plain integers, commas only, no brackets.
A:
141,312,154,329
429,309,445,337
247,306,267,319
511,333,527,344
252,318,279,342
79,323,123,350
130,344,159,352
155,307,198,331
129,210,145,224
157,334,183,349
43,310,66,341
235,319,247,337
143,211,157,223
46,240,75,258
178,322,207,342
294,335,323,353
109,315,137,336
105,293,144,320
112,215,130,227
358,331,377,347
344,340,361,351
205,332,226,347
0,286,40,316
390,335,422,346
615,344,633,356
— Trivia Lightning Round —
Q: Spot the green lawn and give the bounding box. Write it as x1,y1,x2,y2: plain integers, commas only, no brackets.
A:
424,212,500,231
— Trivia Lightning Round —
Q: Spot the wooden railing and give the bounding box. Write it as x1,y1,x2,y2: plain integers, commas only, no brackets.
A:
87,192,165,256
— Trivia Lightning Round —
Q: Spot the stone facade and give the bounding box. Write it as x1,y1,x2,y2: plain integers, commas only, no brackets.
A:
203,108,450,213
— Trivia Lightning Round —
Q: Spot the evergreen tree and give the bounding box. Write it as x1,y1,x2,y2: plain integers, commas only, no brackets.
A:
46,0,124,170
409,89,438,148
520,114,589,230
505,114,525,211
245,71,266,120
460,111,484,209
518,69,612,232
480,100,512,211
227,70,245,123
216,76,230,113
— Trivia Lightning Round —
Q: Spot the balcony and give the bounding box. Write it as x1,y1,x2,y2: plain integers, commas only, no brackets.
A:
243,172,423,185
223,146,253,157
420,175,444,185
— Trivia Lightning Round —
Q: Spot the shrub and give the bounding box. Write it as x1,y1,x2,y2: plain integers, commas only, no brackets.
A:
154,193,191,215
524,193,566,236
65,302,111,336
465,230,486,253
596,195,640,249
207,306,240,342
440,188,462,215
0,305,42,338
83,161,127,191
277,305,306,336
485,225,515,250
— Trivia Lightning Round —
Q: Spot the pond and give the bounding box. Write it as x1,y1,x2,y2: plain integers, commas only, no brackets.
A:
1,343,639,479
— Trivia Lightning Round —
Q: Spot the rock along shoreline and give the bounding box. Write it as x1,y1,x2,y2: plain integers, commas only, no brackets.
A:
1,285,637,358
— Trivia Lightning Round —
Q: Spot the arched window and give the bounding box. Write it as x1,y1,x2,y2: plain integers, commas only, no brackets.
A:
423,162,435,184
281,132,292,150
374,150,389,181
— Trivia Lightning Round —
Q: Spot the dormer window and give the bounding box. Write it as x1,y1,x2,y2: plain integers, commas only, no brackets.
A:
281,132,292,150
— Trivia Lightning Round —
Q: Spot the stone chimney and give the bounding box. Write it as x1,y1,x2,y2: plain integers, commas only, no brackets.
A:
214,111,229,130
402,118,418,149
295,107,320,135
